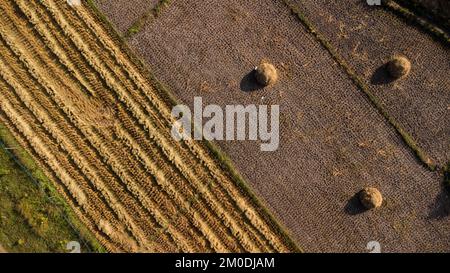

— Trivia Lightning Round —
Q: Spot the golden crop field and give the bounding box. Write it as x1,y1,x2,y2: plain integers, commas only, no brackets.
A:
0,0,299,252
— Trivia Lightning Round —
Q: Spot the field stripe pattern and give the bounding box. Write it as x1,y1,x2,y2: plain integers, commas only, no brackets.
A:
0,0,298,252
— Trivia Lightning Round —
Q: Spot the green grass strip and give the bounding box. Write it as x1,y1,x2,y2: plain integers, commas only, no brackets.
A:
0,123,104,253
124,0,171,39
86,0,302,253
282,0,437,171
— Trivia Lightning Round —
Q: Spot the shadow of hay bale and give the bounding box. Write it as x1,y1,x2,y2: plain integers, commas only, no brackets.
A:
427,188,450,220
428,168,450,220
344,192,367,215
240,70,264,92
370,64,397,85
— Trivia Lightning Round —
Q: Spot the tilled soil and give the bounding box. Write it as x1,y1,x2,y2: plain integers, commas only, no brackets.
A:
291,0,450,166
129,0,450,252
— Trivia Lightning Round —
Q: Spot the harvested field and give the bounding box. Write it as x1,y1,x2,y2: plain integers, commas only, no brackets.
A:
129,0,450,252
0,0,298,252
289,0,450,167
93,0,159,33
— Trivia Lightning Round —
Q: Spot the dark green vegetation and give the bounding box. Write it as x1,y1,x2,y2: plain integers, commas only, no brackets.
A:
0,124,103,253
385,0,450,45
397,0,450,31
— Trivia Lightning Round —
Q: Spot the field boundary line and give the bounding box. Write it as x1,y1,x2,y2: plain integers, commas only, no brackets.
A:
282,0,437,171
86,0,302,253
124,0,171,39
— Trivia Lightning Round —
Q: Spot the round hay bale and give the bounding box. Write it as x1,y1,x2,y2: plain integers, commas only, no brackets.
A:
255,62,278,86
387,56,411,79
359,187,383,210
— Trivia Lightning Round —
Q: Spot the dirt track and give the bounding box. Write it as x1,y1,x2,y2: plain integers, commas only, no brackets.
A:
129,0,450,252
0,0,298,252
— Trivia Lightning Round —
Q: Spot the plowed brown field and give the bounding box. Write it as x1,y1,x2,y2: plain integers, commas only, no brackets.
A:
290,0,450,166
0,0,298,252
